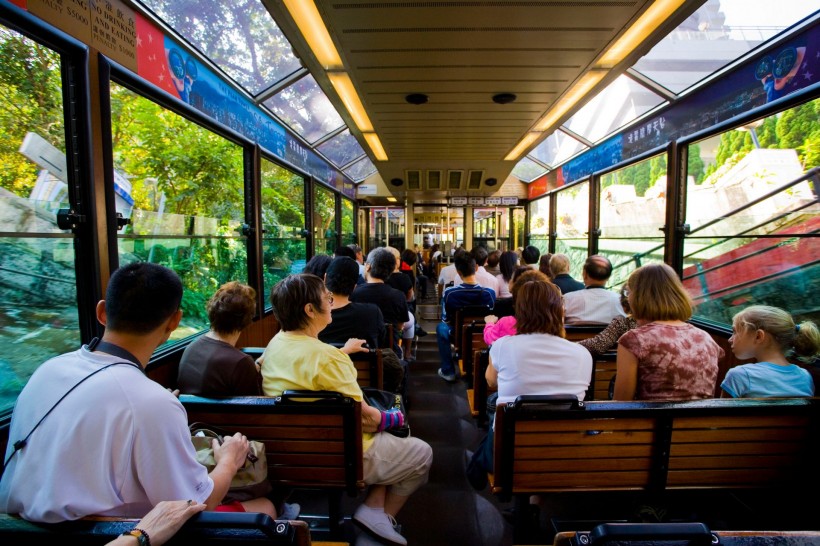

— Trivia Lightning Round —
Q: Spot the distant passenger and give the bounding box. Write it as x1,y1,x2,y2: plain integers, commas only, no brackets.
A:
495,250,519,299
262,274,432,546
485,249,502,277
614,263,722,401
455,247,499,294
335,246,365,285
350,248,409,353
521,245,541,269
563,255,626,325
177,281,262,396
348,243,366,278
385,246,416,361
436,251,496,382
437,248,464,297
549,253,584,294
0,263,275,522
466,278,591,490
577,284,638,358
538,253,554,279
721,305,818,398
304,254,332,278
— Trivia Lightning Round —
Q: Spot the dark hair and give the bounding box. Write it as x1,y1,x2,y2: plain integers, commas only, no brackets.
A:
366,248,395,280
304,254,332,278
487,250,502,268
401,248,417,266
471,246,489,266
326,256,360,296
499,251,519,282
584,254,613,282
539,253,553,278
207,281,256,335
522,245,540,265
515,279,564,336
105,262,182,334
270,273,326,331
455,251,476,278
334,246,357,260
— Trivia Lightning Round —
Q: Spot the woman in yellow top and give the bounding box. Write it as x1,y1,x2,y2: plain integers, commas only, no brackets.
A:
260,273,432,546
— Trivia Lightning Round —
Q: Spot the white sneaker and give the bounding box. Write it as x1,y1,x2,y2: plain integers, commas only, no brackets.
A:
353,505,407,546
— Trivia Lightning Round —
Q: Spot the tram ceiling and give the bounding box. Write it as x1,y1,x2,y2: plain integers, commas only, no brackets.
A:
266,0,705,197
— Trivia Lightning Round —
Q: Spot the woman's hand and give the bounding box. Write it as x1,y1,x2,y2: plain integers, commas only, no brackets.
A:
341,338,368,354
128,500,206,546
484,314,499,325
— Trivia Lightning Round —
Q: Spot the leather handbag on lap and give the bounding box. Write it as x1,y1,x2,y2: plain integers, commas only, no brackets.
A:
189,423,272,502
362,387,410,438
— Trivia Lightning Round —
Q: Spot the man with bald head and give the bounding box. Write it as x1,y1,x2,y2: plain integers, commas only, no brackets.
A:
563,254,626,325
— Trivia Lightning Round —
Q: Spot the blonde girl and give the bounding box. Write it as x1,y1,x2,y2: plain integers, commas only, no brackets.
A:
721,305,818,398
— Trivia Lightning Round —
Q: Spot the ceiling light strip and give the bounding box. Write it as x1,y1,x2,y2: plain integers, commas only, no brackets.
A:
328,72,376,133
282,0,342,69
363,133,388,161
505,132,541,161
597,0,688,68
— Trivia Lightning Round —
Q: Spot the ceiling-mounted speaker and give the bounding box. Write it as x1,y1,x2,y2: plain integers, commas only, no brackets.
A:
467,170,484,190
447,170,464,190
427,170,442,190
390,178,403,187
406,170,421,190
484,177,498,187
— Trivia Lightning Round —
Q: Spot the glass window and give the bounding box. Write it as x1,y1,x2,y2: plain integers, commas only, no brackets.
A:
529,130,587,169
0,27,76,413
512,157,548,182
682,99,820,326
138,0,303,95
263,74,344,143
528,196,551,255
631,0,817,95
111,83,246,341
555,182,590,279
261,159,306,300
473,208,512,251
368,207,406,251
599,154,668,288
317,129,366,168
313,184,337,256
340,198,355,247
564,75,666,144
344,156,377,182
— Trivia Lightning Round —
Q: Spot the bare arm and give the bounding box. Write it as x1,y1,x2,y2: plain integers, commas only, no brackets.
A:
107,500,207,546
486,355,498,389
205,433,248,509
613,344,638,401
361,398,382,433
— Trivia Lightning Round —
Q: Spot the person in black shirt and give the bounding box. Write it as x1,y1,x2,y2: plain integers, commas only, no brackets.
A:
350,248,409,351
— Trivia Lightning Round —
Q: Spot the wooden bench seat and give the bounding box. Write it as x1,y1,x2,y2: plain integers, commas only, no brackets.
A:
180,391,364,536
563,325,605,342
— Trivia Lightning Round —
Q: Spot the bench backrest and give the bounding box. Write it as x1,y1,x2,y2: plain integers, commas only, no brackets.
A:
492,396,819,501
180,392,365,497
0,513,312,546
563,325,605,342
588,352,617,401
349,349,384,390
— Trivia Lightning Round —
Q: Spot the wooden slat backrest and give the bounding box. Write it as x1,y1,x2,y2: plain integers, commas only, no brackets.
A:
349,349,384,390
453,306,491,357
591,354,617,401
492,397,819,501
180,393,365,496
564,325,605,342
472,348,495,426
460,324,488,377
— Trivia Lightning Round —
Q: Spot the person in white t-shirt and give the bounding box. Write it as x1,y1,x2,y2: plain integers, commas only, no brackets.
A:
563,254,625,325
0,263,275,523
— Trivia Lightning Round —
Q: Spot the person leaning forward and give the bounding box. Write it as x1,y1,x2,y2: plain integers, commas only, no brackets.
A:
0,262,275,522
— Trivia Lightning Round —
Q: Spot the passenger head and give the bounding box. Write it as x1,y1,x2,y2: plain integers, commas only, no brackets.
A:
325,256,360,296
487,250,501,269
499,251,519,282
207,281,256,335
522,245,540,266
348,244,364,263
515,279,564,337
619,284,631,315
385,246,401,272
732,305,820,358
510,269,550,302
334,246,357,260
471,246,489,267
454,251,477,278
549,254,571,276
583,254,613,283
104,262,182,334
627,263,692,322
270,273,329,332
401,248,417,266
539,253,553,278
366,247,396,281
304,254,332,278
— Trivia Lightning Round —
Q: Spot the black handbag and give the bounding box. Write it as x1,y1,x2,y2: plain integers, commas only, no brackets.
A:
362,387,410,438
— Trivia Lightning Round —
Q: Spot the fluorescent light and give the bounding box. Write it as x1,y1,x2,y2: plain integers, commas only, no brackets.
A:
328,72,374,133
387,197,397,202
363,132,388,161
505,132,541,161
282,0,342,69
597,0,687,68
533,70,608,132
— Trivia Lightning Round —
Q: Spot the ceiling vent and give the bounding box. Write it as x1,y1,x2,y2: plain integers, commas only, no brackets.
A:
467,170,484,190
427,170,442,191
406,170,421,190
447,170,464,190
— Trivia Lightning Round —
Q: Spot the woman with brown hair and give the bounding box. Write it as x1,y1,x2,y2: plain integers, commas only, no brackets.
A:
466,277,591,490
613,263,723,401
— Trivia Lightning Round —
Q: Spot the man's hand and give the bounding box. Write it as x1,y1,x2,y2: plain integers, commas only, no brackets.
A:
213,432,249,473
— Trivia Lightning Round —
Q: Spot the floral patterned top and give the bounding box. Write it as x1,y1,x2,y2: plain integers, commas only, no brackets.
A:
618,322,723,400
